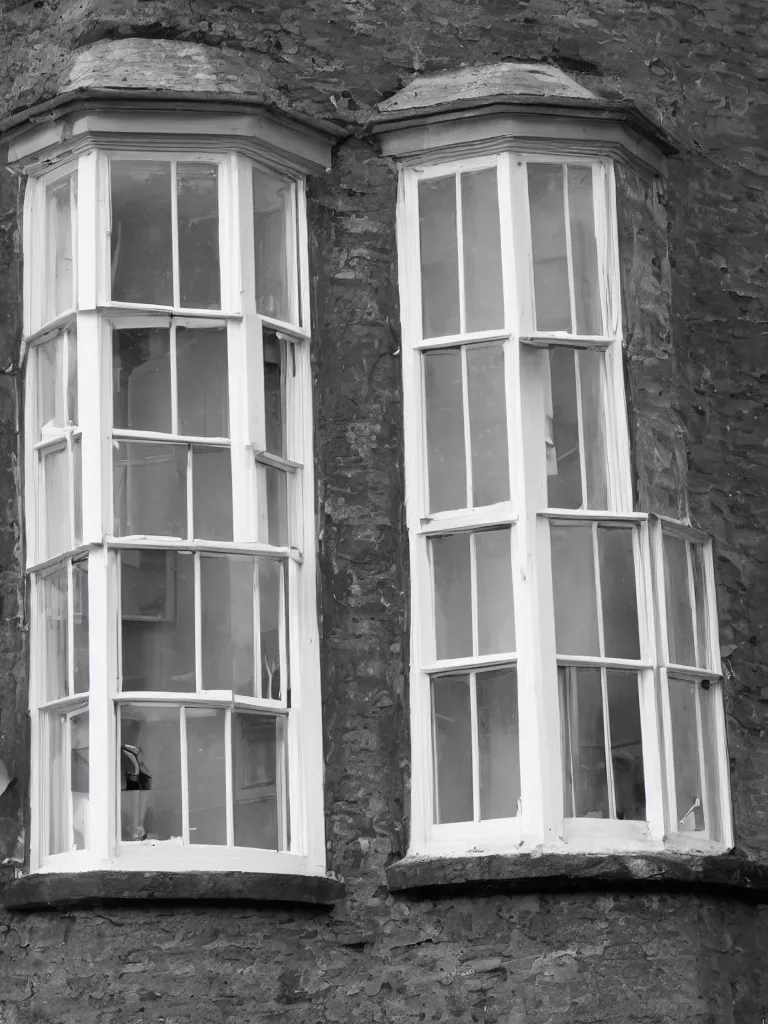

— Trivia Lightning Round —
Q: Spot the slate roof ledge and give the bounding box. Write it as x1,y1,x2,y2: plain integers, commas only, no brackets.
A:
387,851,768,902
373,62,676,178
4,871,345,912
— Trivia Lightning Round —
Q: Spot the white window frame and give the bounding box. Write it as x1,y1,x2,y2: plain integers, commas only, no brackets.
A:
397,147,732,857
23,140,325,877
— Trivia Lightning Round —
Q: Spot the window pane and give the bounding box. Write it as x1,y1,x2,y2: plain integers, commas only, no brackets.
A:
477,667,519,820
432,533,472,660
700,682,723,841
664,534,695,665
266,467,288,547
424,348,466,513
579,350,608,508
461,169,504,332
419,176,460,338
233,712,284,849
46,178,74,319
70,712,89,851
113,328,172,433
177,163,220,310
40,565,67,702
566,166,602,335
186,707,226,845
67,329,78,426
560,667,608,818
253,168,295,323
72,558,89,694
598,524,640,659
692,545,710,669
528,164,571,333
259,558,283,701
264,330,285,457
120,704,182,842
200,554,254,696
547,347,581,508
551,523,599,656
475,529,515,655
113,441,186,538
72,437,82,547
669,679,704,832
467,343,509,506
120,550,195,692
606,670,645,821
432,675,473,823
37,335,65,438
111,160,173,305
176,327,229,438
192,446,232,541
48,714,67,855
43,446,70,558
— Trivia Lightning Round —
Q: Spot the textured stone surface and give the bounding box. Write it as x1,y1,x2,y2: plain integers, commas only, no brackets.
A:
0,1,767,1021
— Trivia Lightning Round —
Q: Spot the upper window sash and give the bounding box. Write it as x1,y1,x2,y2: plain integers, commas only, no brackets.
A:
403,154,620,348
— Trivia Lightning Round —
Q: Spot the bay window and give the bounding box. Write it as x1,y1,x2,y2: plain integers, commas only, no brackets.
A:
397,150,732,855
23,129,324,875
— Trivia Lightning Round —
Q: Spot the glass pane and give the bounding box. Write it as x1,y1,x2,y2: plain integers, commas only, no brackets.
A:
72,437,82,547
598,525,640,659
560,667,608,818
67,329,78,426
461,169,504,332
263,330,285,457
475,529,515,655
424,348,466,513
692,545,710,669
669,679,704,832
700,682,723,841
43,446,70,558
259,559,283,701
46,178,74,319
72,558,89,694
111,160,173,305
37,335,65,438
177,163,220,309
120,550,195,692
253,168,295,323
186,707,226,845
477,667,519,820
176,326,229,438
606,670,645,820
113,327,172,433
548,347,581,508
200,554,254,696
551,523,599,656
70,712,89,851
192,446,232,541
467,343,509,506
528,164,571,332
113,441,187,538
579,350,608,508
664,534,695,665
48,714,66,855
432,533,472,660
120,704,182,842
568,166,602,335
233,713,283,849
266,467,288,547
40,565,67,702
432,675,473,823
419,177,460,338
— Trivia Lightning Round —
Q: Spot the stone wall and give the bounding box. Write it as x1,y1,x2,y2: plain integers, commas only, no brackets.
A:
1,1,768,1021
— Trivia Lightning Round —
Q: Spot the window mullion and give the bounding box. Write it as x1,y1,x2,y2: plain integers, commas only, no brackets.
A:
180,706,190,844
170,160,180,309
